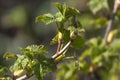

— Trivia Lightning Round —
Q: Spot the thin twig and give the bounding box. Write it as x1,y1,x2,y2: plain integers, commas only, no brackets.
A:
52,39,73,59
56,39,62,53
16,74,33,80
52,16,79,59
104,0,120,44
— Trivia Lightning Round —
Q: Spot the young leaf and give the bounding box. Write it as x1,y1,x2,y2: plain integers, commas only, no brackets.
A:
50,34,58,45
54,2,80,18
55,12,64,22
10,55,29,72
3,53,16,60
21,45,48,57
36,13,54,24
65,7,80,18
54,2,67,16
31,56,56,80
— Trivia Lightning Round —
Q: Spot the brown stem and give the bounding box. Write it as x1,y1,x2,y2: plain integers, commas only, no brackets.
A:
52,40,73,59
16,74,33,80
56,39,62,53
104,0,120,44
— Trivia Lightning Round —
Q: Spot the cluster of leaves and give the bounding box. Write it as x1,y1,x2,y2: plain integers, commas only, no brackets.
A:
1,45,56,80
36,2,85,50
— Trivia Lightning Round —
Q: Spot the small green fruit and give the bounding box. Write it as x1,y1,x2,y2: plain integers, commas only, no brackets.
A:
14,69,24,77
58,31,63,39
70,31,75,39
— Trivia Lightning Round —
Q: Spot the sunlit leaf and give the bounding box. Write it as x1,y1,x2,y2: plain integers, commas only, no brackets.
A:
50,34,58,45
35,13,54,24
55,12,64,22
65,7,80,18
10,55,29,72
54,2,67,16
3,53,16,60
54,2,80,18
21,45,48,58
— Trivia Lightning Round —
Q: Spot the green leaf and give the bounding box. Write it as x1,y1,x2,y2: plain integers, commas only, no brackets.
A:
65,7,80,18
63,30,70,44
89,0,108,14
55,12,64,22
31,56,56,80
50,34,58,45
67,26,76,32
66,25,85,38
35,13,54,24
21,45,48,58
31,61,42,80
54,2,79,19
3,53,16,60
10,55,29,72
54,2,67,16
72,36,84,50
66,26,77,39
0,66,8,74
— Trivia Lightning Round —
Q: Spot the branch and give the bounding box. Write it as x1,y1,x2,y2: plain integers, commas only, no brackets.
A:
56,39,63,53
52,16,79,60
104,0,120,44
15,74,33,80
52,40,73,59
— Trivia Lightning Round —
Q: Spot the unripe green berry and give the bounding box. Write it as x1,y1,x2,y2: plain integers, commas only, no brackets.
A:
70,31,75,39
58,31,63,39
